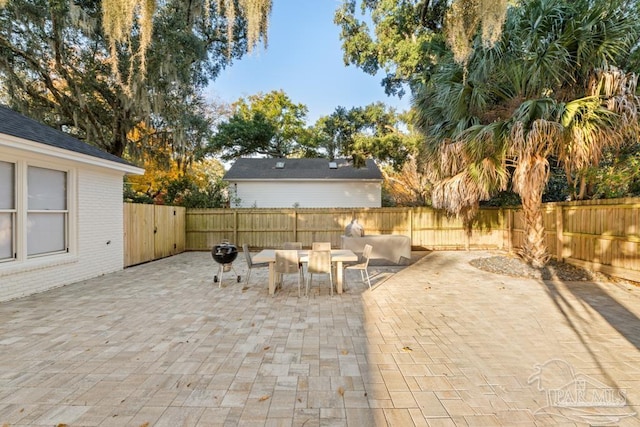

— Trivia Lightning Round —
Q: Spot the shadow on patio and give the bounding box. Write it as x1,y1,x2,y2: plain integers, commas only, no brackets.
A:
0,250,638,426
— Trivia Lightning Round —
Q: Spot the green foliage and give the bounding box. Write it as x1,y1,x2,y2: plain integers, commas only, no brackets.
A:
334,0,449,97
208,90,310,159
314,102,419,169
163,175,229,208
123,178,155,204
0,0,253,158
588,144,640,199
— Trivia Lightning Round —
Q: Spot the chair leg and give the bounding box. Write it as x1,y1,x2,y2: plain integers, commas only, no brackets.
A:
330,273,334,296
306,274,312,296
364,269,371,290
245,268,251,286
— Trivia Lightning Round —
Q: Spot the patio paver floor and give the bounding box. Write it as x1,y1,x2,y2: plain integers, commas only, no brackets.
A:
1,250,639,426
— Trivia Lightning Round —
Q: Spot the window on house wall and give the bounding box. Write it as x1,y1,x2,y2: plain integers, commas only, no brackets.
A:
0,160,70,264
0,161,15,261
27,166,67,256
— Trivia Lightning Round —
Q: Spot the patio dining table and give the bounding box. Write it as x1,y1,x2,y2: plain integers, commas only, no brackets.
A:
252,249,358,295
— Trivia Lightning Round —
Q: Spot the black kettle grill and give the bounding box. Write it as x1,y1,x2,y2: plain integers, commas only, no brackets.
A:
211,241,241,287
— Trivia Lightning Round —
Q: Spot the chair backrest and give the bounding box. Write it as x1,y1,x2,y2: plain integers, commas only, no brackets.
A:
362,244,373,267
243,243,253,268
307,250,332,274
312,242,331,251
283,242,302,250
275,250,300,274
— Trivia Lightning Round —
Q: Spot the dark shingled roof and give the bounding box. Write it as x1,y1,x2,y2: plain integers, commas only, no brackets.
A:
223,158,383,180
0,105,136,167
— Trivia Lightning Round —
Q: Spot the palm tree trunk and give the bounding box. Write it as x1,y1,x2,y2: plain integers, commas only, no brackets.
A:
517,156,549,268
520,191,548,267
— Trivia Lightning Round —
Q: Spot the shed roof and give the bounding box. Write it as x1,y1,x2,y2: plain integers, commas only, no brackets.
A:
224,158,383,181
0,105,137,168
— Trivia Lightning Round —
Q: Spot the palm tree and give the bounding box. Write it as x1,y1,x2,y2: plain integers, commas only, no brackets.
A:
414,0,640,267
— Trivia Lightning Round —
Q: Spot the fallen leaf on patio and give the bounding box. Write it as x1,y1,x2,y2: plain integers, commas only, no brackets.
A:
139,423,150,427
242,287,249,292
337,387,344,396
402,346,413,352
298,398,302,402
259,395,270,401
341,350,349,355
263,346,270,351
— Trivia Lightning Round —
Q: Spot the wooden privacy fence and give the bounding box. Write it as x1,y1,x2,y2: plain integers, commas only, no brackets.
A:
123,203,186,267
184,198,639,282
185,207,507,252
509,198,640,282
122,198,639,282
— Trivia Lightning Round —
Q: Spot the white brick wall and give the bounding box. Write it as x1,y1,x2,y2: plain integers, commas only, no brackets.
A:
0,157,126,301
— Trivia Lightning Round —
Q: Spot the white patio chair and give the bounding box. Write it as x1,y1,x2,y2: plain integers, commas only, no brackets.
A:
306,250,334,296
242,243,269,286
274,249,303,297
283,242,303,250
345,244,373,290
312,242,331,251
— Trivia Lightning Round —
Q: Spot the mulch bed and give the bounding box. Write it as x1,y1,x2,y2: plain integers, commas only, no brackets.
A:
469,254,635,284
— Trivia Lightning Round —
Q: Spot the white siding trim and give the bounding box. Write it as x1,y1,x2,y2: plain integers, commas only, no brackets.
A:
232,181,382,208
0,133,144,175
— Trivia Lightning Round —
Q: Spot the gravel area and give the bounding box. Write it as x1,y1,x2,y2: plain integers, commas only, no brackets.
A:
469,253,630,283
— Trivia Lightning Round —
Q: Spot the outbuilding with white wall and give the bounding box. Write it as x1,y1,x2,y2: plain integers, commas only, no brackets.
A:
0,106,143,301
224,158,383,208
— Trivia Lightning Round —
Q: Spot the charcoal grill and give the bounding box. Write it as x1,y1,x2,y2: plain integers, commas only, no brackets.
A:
211,241,241,287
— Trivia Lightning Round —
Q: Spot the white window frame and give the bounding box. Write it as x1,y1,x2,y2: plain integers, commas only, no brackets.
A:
26,165,68,258
0,161,16,262
0,156,75,268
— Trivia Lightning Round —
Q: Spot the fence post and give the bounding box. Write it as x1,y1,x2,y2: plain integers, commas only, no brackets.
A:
409,207,413,247
556,204,564,262
507,208,513,252
293,209,298,242
233,210,238,246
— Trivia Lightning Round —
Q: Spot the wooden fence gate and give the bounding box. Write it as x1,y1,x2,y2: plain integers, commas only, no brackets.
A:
123,203,186,267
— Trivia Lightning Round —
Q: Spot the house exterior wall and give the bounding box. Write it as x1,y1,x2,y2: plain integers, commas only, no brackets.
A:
232,181,382,208
0,148,125,302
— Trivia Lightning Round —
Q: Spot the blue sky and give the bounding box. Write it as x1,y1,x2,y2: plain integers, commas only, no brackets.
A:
205,0,410,124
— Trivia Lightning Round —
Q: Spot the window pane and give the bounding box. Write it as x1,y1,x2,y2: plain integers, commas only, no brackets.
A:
0,213,12,260
28,167,66,210
0,161,14,210
27,213,65,256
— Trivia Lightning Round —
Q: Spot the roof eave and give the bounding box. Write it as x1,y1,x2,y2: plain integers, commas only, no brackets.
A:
0,133,144,175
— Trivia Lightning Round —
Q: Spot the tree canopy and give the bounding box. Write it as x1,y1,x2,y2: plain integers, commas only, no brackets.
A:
414,0,640,266
0,0,267,159
207,90,310,160
334,0,449,97
315,103,420,169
